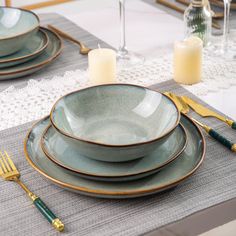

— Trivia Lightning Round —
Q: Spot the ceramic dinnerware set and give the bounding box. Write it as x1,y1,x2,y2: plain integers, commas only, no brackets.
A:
0,7,62,80
24,84,206,199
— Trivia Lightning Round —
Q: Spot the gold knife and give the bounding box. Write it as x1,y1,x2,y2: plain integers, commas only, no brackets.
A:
182,96,236,130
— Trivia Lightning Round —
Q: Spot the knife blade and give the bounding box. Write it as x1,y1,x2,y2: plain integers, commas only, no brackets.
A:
182,96,236,129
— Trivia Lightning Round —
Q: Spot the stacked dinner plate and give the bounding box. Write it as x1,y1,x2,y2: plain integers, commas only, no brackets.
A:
24,84,206,199
0,7,62,80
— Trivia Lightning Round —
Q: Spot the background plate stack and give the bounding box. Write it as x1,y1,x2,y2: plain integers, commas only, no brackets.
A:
0,7,62,80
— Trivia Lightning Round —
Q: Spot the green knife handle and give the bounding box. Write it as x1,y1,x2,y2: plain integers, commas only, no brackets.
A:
231,122,236,130
226,119,236,130
33,197,64,232
208,129,236,152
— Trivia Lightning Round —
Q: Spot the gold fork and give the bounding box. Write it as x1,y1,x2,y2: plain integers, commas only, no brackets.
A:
0,151,64,232
48,24,92,55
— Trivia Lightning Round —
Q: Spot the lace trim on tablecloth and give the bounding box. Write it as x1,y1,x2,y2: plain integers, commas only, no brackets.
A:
1,53,236,131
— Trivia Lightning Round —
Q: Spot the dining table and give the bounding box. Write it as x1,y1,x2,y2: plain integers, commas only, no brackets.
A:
0,0,236,235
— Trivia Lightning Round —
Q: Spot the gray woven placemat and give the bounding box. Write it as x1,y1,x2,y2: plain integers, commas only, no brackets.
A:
1,13,236,236
0,79,236,236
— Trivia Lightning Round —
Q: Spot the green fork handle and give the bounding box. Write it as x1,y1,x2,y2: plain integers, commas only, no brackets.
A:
32,196,64,231
15,179,64,232
232,122,236,130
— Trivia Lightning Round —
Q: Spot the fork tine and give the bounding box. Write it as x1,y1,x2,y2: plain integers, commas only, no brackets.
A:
0,156,7,173
4,151,17,171
0,152,11,172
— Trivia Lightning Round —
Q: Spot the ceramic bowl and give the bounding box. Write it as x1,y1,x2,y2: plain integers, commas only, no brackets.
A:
50,84,180,162
0,7,39,57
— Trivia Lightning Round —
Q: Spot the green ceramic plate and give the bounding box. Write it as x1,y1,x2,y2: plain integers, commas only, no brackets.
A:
24,114,205,199
0,29,49,68
0,27,62,80
41,122,187,182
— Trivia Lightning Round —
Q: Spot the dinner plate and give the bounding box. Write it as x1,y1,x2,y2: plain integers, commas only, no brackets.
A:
41,122,187,182
0,27,62,80
24,114,205,199
0,29,49,68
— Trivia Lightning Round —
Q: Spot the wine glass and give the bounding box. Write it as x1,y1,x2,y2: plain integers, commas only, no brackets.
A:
117,0,145,69
209,0,236,59
222,0,230,52
222,0,236,59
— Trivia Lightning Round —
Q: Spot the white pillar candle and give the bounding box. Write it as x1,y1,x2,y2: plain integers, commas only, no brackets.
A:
88,48,117,85
173,36,203,85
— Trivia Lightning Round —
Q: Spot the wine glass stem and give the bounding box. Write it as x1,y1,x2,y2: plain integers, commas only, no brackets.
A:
119,0,127,55
223,0,231,52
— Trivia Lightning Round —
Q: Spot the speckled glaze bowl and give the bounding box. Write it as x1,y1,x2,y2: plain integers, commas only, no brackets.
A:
50,84,180,162
0,7,39,57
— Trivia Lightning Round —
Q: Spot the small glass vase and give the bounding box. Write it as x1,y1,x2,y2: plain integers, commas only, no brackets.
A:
184,0,212,46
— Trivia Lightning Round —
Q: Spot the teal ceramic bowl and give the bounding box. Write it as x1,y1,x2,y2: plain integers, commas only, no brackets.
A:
0,7,39,57
50,84,180,162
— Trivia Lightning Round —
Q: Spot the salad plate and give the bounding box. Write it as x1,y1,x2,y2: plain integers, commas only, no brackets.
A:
41,121,187,182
